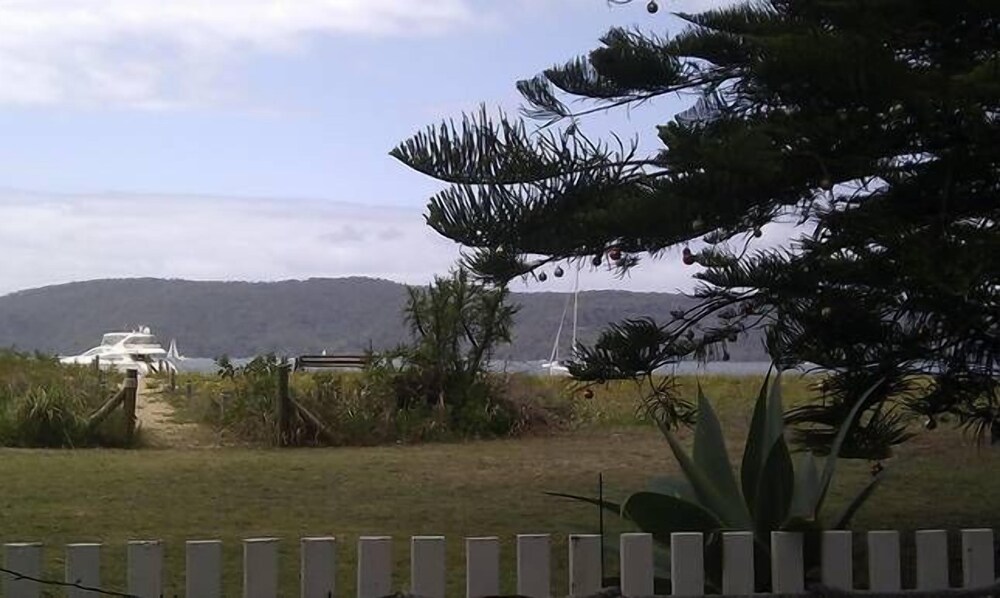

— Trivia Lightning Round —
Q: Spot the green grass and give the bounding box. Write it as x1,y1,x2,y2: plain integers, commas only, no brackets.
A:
565,371,818,427
0,371,994,595
0,402,997,597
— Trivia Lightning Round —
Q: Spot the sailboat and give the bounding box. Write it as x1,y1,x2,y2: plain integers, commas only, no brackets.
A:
541,267,580,376
166,338,185,361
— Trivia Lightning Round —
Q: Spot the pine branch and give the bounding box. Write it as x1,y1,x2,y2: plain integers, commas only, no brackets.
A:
390,106,655,186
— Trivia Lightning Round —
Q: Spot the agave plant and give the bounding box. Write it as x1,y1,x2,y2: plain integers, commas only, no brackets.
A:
550,368,886,590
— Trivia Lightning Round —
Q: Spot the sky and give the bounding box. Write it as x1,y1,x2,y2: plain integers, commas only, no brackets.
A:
0,0,771,297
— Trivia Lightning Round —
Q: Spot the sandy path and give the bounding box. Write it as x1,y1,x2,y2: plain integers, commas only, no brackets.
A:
136,378,218,448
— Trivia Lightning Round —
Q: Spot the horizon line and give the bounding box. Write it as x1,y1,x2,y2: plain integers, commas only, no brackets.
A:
2,276,688,298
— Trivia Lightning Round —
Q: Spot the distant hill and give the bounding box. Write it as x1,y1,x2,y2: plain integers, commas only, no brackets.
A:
0,278,769,361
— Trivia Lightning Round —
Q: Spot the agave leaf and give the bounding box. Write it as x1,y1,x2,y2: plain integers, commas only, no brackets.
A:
660,422,752,528
544,492,623,517
788,451,821,521
830,472,885,529
741,365,773,513
648,475,696,501
692,383,746,515
752,435,795,538
623,491,722,542
764,369,786,459
814,377,886,512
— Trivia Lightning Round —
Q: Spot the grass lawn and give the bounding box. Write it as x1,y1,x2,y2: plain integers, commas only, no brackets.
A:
1,393,998,597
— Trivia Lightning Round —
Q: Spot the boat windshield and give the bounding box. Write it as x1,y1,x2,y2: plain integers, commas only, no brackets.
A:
101,333,128,346
124,335,158,347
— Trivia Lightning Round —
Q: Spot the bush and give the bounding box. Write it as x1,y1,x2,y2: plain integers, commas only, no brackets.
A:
180,354,283,444
0,349,132,447
175,357,577,447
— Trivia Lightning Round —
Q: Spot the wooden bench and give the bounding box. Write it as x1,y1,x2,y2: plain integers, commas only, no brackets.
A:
293,354,368,371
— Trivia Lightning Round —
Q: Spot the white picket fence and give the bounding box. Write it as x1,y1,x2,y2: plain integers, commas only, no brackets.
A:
1,529,997,598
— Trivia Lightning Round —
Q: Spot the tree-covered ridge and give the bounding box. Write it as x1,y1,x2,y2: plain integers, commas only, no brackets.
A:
0,278,768,361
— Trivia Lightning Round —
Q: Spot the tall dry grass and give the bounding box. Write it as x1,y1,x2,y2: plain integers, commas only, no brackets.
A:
0,349,133,447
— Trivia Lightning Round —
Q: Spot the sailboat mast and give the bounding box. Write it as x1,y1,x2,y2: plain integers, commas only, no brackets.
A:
549,290,572,364
571,266,580,354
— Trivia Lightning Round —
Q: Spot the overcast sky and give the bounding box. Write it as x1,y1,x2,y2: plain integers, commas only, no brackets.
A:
0,0,763,297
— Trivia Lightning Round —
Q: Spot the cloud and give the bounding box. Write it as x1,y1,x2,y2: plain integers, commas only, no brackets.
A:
0,0,746,109
0,0,475,108
0,191,458,294
0,190,797,298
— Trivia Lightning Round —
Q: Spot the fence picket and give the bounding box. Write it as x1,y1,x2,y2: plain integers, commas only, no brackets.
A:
186,540,222,598
821,531,853,590
358,536,392,598
66,543,101,598
771,532,803,594
670,532,703,596
722,532,754,595
517,534,550,598
127,541,162,598
4,543,41,598
962,529,995,589
411,536,446,598
0,529,992,598
868,531,901,591
621,533,654,597
915,530,949,590
301,537,337,598
568,535,601,597
243,538,279,598
465,537,499,598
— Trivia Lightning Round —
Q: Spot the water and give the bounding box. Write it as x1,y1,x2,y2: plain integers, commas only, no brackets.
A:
176,357,784,376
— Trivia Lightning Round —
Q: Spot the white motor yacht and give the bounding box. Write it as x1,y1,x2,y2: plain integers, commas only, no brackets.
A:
59,327,177,375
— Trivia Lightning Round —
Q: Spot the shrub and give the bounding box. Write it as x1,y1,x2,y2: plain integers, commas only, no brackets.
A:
0,349,132,447
178,358,576,446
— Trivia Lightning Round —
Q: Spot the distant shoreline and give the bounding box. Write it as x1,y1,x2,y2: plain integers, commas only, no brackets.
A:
175,357,800,377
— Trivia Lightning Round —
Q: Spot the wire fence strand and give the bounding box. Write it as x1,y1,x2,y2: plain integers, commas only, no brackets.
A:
0,566,140,598
1,564,998,598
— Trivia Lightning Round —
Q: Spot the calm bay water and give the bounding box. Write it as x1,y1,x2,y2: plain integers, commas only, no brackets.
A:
175,357,788,376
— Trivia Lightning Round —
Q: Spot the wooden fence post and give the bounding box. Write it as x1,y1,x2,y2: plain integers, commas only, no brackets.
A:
4,543,42,598
243,538,279,598
186,540,222,598
465,537,499,598
127,541,162,598
516,534,550,598
358,537,392,598
93,355,103,393
568,535,601,597
277,364,291,447
66,543,101,598
124,369,138,444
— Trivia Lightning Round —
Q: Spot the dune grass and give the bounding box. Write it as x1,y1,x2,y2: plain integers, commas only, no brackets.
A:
0,372,997,597
0,351,132,447
162,368,820,443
